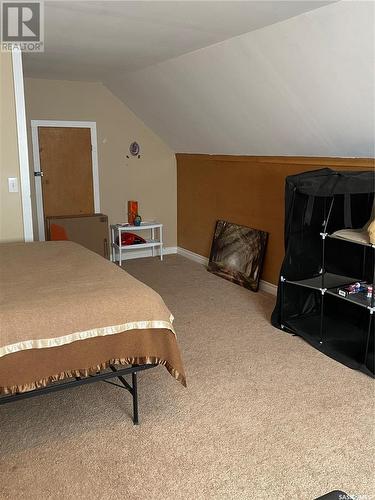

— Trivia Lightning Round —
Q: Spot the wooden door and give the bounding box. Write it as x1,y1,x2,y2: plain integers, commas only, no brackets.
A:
38,127,94,222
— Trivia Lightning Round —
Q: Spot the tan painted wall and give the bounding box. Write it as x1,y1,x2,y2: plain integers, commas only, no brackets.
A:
177,154,375,285
24,78,177,247
0,51,24,242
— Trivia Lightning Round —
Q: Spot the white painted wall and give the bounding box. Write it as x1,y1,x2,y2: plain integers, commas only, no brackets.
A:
106,1,375,157
0,51,24,242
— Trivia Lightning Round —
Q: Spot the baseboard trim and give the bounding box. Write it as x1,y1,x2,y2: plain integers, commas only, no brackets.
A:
115,246,177,261
177,246,277,296
177,246,209,266
259,280,278,296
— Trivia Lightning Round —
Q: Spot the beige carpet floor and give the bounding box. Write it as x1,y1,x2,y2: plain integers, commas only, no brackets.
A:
0,255,374,500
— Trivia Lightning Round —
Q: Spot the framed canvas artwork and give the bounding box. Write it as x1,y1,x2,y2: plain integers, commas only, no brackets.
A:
208,220,268,292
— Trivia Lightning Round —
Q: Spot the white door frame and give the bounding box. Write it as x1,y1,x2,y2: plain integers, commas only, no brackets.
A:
12,47,34,242
31,120,100,241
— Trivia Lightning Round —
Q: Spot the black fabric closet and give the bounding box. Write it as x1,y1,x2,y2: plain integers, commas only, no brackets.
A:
272,168,375,377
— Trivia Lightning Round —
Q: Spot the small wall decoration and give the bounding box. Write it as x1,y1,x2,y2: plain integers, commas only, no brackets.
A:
129,141,140,157
208,220,268,292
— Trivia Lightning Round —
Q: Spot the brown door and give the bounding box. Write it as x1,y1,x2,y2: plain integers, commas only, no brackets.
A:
38,127,94,223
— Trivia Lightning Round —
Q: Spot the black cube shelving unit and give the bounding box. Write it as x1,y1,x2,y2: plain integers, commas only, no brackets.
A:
272,168,375,377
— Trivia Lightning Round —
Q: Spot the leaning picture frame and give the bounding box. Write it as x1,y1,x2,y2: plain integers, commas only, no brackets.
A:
208,220,268,292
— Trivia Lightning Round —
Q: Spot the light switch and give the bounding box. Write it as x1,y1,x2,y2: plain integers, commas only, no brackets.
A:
8,177,19,192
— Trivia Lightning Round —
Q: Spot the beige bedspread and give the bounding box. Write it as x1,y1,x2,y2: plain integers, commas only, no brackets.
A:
0,241,185,394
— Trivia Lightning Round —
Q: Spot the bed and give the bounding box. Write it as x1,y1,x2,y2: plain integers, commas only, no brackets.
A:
0,241,186,424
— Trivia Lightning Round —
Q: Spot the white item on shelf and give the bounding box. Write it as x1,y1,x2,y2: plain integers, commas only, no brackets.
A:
331,228,370,245
331,198,375,245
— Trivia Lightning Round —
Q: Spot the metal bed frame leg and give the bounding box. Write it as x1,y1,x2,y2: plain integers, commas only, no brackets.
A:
132,371,139,425
109,364,140,425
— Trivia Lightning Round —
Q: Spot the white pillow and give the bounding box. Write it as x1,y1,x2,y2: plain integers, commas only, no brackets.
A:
368,219,375,244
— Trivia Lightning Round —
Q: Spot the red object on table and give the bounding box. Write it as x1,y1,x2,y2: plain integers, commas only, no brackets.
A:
116,232,146,246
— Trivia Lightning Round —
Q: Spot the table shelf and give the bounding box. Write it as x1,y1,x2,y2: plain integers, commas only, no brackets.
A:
113,223,162,231
110,223,163,265
112,239,161,250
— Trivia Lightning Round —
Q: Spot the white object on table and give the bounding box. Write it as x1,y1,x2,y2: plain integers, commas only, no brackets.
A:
111,222,163,266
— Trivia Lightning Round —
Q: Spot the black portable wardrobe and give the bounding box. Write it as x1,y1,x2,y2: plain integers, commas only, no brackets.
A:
271,168,375,377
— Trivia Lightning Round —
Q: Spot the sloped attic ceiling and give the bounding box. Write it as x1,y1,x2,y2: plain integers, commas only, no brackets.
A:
105,1,375,157
24,1,332,79
24,1,374,157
